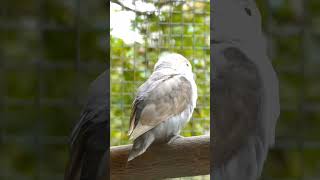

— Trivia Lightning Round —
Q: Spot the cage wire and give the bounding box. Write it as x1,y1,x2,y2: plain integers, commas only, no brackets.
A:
1,0,320,179
259,0,320,179
110,0,210,146
0,0,107,179
110,0,210,179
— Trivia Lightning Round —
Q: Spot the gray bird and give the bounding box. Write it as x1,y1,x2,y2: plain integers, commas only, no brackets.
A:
64,70,109,180
127,52,198,161
211,0,280,179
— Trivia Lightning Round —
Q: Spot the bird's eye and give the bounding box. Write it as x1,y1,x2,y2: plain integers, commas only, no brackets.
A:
244,8,252,16
186,63,189,67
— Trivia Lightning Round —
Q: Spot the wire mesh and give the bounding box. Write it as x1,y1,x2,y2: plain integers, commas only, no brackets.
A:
259,0,320,179
110,0,210,179
110,0,210,146
0,0,320,179
0,0,107,179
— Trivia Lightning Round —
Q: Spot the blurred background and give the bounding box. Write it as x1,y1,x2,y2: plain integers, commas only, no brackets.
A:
0,0,107,179
256,0,320,179
0,0,320,180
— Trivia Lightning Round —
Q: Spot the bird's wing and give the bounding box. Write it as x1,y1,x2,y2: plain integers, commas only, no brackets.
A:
128,74,193,140
64,70,109,180
212,46,262,171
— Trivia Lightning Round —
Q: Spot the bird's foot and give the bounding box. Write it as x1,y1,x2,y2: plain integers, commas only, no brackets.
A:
168,135,183,144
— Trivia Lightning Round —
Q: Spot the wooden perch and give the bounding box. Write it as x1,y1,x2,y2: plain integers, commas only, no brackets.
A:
110,135,210,180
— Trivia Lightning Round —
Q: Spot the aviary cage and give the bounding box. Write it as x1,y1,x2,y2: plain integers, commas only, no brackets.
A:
110,0,210,179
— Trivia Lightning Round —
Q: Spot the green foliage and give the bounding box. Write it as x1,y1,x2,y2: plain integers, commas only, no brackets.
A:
1,0,106,179
110,0,210,146
260,0,320,179
2,0,320,179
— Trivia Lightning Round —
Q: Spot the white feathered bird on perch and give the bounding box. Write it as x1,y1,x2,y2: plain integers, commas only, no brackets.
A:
127,53,198,161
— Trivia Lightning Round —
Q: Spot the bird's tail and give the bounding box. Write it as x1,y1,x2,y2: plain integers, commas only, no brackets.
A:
64,144,82,180
128,134,155,162
213,136,267,180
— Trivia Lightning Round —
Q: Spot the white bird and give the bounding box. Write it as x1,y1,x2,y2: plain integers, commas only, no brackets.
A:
211,0,280,180
127,52,198,161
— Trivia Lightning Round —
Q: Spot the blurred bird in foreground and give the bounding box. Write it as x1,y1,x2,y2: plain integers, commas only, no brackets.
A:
127,52,198,161
64,70,109,180
211,0,280,179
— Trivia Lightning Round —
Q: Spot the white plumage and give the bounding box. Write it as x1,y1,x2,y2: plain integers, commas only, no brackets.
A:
211,0,280,179
127,52,197,161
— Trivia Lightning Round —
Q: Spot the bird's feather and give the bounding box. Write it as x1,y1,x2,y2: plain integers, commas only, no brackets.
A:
212,46,262,173
211,0,280,179
129,74,192,140
64,70,109,180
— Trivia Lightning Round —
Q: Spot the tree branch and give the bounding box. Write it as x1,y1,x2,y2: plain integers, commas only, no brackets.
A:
110,0,152,16
110,0,187,16
110,135,210,180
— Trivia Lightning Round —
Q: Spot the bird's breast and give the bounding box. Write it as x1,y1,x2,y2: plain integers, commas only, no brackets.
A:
150,105,194,142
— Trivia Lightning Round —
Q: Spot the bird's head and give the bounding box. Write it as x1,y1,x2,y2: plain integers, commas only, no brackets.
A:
154,52,193,75
211,0,263,44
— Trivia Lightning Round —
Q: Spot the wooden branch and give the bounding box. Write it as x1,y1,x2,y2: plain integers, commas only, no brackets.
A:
110,0,148,16
110,0,187,17
110,135,210,180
